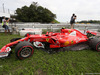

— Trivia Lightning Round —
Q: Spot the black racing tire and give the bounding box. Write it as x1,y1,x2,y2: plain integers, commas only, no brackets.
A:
15,41,34,60
24,32,34,37
10,38,21,42
89,38,100,51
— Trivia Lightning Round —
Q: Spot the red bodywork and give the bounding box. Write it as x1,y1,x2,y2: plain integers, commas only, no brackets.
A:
0,29,93,57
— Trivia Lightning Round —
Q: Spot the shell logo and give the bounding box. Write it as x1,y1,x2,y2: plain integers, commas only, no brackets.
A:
46,38,49,42
64,41,69,45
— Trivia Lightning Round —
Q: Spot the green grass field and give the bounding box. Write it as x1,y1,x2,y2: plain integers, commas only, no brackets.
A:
0,33,100,75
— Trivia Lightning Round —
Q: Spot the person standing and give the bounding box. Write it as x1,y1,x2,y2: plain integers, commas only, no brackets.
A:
2,17,10,34
70,14,77,29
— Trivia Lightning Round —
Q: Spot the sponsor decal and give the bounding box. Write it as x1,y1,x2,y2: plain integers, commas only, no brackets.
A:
76,38,82,43
6,47,11,52
71,40,74,44
64,41,69,45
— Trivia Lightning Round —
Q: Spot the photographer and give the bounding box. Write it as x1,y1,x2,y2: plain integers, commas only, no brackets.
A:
2,17,10,34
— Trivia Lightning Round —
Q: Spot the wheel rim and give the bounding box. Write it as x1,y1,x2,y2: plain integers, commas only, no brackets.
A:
20,47,32,57
98,47,100,50
97,46,100,50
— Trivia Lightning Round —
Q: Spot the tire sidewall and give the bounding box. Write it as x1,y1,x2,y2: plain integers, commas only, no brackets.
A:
88,38,100,51
15,41,34,60
96,42,100,51
25,32,33,37
17,46,34,60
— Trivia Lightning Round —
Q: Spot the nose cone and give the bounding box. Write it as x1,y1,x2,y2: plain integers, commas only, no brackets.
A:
0,46,11,58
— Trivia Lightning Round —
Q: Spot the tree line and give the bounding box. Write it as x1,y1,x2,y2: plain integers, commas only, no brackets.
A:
78,20,100,24
12,2,57,23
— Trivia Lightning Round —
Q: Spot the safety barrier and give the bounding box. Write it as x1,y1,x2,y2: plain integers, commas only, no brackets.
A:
0,23,100,32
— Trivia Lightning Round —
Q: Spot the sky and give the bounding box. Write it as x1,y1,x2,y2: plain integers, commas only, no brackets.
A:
0,0,100,22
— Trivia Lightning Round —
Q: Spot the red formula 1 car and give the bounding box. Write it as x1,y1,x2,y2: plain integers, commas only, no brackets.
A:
0,28,100,59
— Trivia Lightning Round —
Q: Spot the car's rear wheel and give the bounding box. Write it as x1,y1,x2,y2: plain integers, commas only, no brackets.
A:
15,41,34,60
24,32,34,37
96,42,100,51
89,38,100,51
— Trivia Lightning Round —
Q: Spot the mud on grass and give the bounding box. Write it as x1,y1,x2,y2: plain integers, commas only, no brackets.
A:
0,33,100,75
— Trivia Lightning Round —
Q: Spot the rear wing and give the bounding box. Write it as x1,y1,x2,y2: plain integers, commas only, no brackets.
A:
86,30,97,36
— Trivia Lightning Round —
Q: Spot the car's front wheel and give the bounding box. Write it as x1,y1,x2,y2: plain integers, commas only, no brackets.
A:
15,41,34,60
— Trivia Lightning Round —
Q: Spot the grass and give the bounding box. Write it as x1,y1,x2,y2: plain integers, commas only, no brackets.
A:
0,33,100,75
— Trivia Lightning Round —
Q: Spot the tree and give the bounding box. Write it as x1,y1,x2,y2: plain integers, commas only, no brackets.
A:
15,2,56,23
78,20,100,24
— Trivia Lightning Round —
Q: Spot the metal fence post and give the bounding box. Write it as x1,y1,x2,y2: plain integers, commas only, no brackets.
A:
51,25,53,31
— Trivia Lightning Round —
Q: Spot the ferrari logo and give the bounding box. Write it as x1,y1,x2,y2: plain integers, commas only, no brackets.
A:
46,38,49,42
71,40,74,44
69,30,71,33
64,41,69,45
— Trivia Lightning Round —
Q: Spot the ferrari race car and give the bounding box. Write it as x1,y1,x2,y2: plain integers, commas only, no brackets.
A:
0,28,100,60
